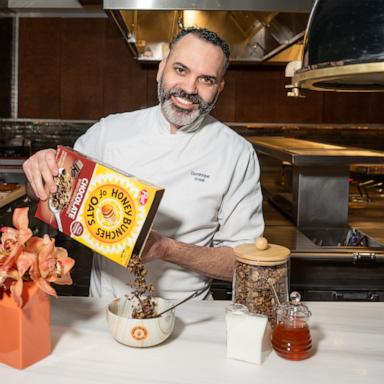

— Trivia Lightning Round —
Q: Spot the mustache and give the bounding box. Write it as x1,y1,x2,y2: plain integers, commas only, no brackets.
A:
158,80,219,115
163,88,205,106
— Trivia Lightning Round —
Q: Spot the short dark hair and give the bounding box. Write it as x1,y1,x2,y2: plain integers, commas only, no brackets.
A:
169,27,231,72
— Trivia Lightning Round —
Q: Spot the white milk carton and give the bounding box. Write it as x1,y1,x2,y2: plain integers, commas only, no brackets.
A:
226,304,272,364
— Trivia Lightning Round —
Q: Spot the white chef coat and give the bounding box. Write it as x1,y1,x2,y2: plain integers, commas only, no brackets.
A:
74,105,264,299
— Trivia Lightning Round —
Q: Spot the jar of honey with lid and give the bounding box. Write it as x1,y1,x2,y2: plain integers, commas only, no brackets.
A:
233,237,290,327
271,291,312,361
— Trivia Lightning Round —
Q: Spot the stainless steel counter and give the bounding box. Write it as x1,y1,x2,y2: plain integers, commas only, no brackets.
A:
247,136,384,227
247,136,384,166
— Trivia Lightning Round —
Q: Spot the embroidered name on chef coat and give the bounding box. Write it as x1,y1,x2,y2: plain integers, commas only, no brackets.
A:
191,170,210,182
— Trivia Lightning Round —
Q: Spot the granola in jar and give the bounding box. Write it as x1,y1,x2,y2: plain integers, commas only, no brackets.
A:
233,237,290,327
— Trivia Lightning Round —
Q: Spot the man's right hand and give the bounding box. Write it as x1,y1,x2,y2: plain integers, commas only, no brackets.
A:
22,149,58,201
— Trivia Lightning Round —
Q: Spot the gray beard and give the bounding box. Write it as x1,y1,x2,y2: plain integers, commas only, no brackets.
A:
157,79,219,128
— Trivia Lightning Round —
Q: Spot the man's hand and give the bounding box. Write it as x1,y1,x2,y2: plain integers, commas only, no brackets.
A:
22,149,58,201
141,230,173,263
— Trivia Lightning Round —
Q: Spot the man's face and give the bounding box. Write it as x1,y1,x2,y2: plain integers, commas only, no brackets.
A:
157,34,226,128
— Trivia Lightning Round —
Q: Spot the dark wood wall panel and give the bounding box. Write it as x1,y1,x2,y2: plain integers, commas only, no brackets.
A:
274,91,324,124
213,69,236,122
234,67,284,122
18,18,61,118
0,17,13,118
17,17,384,124
146,67,159,107
322,92,384,124
275,70,324,124
367,94,384,123
61,19,105,120
103,22,148,115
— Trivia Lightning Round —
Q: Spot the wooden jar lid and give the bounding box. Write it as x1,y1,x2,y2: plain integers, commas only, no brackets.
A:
234,237,290,266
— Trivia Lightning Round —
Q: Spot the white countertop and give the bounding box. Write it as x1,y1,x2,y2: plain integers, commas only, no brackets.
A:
1,298,384,383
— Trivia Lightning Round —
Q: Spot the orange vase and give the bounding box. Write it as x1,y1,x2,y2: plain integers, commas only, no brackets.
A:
0,281,51,369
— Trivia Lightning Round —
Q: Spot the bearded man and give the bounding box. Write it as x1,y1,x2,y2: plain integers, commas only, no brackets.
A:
23,28,264,299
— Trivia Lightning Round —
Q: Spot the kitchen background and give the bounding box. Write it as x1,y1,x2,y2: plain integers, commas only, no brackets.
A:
1,5,384,299
1,16,384,151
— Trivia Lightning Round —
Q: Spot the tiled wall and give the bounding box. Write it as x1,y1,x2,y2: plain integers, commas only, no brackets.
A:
0,120,92,152
1,120,383,154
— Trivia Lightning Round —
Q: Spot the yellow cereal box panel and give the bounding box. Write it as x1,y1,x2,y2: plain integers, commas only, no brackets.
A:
35,146,164,267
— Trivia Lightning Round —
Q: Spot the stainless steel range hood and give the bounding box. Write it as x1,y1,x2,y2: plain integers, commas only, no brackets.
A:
103,0,314,63
287,0,384,95
1,0,106,17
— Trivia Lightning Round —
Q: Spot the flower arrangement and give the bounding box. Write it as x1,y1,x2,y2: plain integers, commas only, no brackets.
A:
0,207,74,307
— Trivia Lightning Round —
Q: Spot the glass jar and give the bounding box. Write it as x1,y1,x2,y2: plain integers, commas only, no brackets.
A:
233,237,290,327
271,291,312,361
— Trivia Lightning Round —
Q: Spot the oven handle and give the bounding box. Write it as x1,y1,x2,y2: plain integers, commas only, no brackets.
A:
291,251,384,263
352,252,377,264
333,291,380,301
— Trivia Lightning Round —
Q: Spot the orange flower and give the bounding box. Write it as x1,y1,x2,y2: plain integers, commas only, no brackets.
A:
26,235,75,297
0,207,75,307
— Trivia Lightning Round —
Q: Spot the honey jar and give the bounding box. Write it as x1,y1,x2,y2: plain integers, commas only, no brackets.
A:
233,237,290,327
271,291,312,360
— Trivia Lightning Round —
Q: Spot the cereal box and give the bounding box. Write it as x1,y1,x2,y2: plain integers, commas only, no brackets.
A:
35,146,164,267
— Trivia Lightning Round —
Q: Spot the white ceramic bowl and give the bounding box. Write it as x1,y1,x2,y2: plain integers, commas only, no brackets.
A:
106,296,176,347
